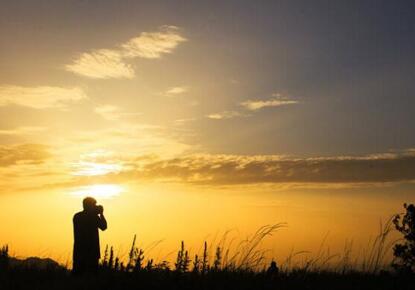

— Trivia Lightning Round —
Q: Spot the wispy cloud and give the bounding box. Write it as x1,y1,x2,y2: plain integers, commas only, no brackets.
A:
207,93,299,120
0,86,87,109
207,111,244,120
0,126,47,136
122,25,187,59
164,86,189,96
65,49,134,79
65,26,187,79
174,118,198,124
240,96,299,111
94,105,122,120
94,105,142,121
0,144,51,167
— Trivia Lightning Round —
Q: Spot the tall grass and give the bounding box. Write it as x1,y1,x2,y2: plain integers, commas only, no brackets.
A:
278,217,398,274
99,219,397,275
359,216,397,273
100,223,287,273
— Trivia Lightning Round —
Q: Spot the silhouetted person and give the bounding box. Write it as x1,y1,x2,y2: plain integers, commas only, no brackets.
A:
266,260,279,278
73,197,107,274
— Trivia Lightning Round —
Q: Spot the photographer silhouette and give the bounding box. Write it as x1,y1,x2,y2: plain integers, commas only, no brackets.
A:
73,197,107,274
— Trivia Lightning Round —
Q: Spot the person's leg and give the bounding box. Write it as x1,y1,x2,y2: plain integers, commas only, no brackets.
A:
91,258,99,273
72,259,86,275
84,258,99,274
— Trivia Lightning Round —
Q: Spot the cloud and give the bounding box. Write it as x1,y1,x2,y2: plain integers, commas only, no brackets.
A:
0,86,87,109
208,93,299,120
66,26,187,79
207,111,244,120
0,127,47,136
240,97,298,111
66,122,190,159
94,150,415,186
0,144,51,167
122,26,187,59
65,49,134,79
174,118,198,124
94,105,122,120
94,105,142,121
164,86,189,96
13,149,415,192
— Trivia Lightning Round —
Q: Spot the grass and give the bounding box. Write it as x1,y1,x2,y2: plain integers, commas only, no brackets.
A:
0,222,414,290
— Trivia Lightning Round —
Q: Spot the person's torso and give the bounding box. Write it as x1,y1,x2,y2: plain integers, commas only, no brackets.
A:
73,211,100,248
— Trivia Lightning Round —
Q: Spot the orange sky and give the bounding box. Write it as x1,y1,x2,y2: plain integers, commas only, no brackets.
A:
1,0,415,268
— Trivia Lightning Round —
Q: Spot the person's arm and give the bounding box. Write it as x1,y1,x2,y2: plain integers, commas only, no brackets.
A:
98,214,107,231
97,206,107,231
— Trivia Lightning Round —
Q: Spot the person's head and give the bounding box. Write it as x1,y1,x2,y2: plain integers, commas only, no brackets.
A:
83,196,97,213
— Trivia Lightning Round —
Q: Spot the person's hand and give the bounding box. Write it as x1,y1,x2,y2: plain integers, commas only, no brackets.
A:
97,205,104,215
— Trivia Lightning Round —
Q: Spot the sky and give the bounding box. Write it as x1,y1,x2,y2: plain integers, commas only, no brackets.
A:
1,0,415,266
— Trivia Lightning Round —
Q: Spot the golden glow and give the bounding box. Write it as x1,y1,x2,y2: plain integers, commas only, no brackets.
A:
0,184,404,266
70,184,124,199
72,161,122,176
0,12,413,270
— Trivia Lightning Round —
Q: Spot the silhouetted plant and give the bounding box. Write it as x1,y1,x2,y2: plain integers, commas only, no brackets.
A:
108,246,114,269
101,245,109,268
183,250,190,272
155,260,170,271
237,224,286,270
201,241,209,274
361,217,394,273
0,244,9,270
127,234,137,271
392,203,415,273
126,235,147,272
192,254,200,273
133,248,145,271
146,259,153,271
175,241,184,271
175,241,190,272
337,240,353,274
213,246,222,271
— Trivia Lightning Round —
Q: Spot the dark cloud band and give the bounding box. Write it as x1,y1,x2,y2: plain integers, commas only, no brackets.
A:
118,152,415,185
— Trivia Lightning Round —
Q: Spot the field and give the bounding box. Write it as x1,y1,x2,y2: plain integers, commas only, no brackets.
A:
1,222,414,290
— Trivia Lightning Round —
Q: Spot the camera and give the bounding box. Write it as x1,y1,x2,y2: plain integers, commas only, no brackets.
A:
95,205,103,215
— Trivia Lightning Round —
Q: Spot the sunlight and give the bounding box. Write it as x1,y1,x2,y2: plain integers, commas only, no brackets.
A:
70,184,124,199
71,161,122,176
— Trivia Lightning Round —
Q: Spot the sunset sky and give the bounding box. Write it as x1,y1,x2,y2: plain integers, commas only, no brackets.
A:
1,0,415,265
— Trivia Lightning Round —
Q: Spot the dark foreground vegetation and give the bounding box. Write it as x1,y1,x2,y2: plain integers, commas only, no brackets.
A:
0,261,414,290
0,203,414,290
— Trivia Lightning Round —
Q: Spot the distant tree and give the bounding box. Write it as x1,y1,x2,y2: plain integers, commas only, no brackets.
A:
392,203,415,273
